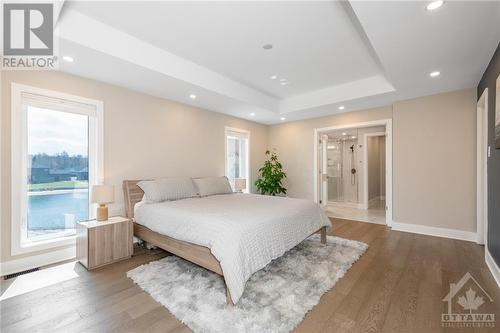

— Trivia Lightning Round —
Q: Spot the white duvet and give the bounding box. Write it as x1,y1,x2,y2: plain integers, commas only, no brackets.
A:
134,193,331,303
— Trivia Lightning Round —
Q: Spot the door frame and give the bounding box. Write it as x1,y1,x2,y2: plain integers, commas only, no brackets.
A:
313,119,393,226
476,89,488,245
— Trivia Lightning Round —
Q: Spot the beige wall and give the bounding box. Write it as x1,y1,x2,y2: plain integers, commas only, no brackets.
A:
1,71,268,263
366,135,386,201
269,88,477,232
380,136,386,197
367,136,381,200
393,89,476,231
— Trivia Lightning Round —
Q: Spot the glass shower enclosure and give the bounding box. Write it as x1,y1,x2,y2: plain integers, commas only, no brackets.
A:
320,129,359,205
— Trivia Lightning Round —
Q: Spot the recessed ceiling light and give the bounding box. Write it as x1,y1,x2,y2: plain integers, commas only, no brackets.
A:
250,112,256,116
342,132,347,136
279,78,287,82
280,81,289,86
351,136,357,139
189,94,197,99
426,0,444,11
430,71,441,77
270,75,277,80
280,117,286,121
338,106,345,110
263,44,273,50
62,56,74,62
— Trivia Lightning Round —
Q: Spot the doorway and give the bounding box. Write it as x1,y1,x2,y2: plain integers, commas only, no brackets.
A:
365,132,386,212
314,119,392,226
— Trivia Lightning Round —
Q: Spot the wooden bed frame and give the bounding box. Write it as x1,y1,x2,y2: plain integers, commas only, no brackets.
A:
123,180,327,305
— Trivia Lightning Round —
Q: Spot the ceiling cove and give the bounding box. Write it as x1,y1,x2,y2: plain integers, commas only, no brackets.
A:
55,1,500,124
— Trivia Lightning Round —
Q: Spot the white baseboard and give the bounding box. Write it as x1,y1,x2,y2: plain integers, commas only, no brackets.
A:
485,248,500,288
0,246,76,276
391,221,477,242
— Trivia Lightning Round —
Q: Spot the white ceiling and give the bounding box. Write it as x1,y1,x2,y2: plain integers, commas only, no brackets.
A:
54,1,500,124
67,1,382,98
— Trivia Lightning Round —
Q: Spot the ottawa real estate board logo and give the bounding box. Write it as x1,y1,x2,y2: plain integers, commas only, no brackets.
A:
442,272,495,328
2,3,57,69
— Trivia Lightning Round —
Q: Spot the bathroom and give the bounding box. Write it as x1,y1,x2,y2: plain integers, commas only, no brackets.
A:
319,125,387,224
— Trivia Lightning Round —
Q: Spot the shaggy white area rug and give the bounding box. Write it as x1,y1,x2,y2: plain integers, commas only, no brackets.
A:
127,234,368,333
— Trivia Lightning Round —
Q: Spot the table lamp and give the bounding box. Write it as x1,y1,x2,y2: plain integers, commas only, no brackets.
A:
91,184,114,221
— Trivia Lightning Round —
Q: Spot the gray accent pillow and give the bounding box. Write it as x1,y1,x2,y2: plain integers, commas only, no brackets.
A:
192,176,233,197
137,177,198,203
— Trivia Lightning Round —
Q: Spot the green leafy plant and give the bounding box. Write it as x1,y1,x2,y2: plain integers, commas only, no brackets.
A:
255,150,287,196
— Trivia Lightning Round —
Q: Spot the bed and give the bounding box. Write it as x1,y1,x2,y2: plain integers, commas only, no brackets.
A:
123,180,331,305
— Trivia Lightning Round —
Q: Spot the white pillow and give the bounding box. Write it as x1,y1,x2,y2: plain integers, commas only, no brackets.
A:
137,177,198,203
192,176,233,197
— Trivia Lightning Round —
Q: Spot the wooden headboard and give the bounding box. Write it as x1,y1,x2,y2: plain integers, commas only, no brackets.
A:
123,180,145,219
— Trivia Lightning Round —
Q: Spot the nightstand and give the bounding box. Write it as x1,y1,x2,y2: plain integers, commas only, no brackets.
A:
76,216,133,270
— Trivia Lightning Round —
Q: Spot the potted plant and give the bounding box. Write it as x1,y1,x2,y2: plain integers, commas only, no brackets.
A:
255,150,287,196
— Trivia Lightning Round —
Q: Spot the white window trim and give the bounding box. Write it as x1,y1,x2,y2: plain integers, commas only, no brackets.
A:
11,83,104,255
224,126,251,193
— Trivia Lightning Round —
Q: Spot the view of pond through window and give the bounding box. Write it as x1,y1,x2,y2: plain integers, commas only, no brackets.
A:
27,106,89,241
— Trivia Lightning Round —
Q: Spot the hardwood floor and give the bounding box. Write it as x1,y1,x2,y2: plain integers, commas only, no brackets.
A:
1,218,499,332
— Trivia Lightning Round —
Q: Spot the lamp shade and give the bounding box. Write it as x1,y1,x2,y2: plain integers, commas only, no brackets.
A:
91,185,114,204
234,178,247,192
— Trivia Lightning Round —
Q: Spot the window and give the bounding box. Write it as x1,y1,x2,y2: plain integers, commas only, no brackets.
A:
225,127,250,193
11,83,103,255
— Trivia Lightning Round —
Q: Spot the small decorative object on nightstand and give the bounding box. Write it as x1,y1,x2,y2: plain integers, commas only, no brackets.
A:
91,184,114,221
234,178,246,193
76,216,133,270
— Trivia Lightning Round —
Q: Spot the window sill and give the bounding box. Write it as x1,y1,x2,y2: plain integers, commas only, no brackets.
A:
12,235,76,256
